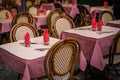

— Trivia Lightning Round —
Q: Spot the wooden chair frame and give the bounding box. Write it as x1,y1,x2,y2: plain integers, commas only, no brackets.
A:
44,38,81,80
12,12,33,26
100,11,115,25
76,5,92,26
10,22,39,42
104,31,120,78
27,5,39,15
47,8,63,35
25,0,33,10
0,8,12,19
50,15,75,38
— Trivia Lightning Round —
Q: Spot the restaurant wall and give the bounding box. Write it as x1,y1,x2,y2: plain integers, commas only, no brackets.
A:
77,0,104,6
77,0,113,6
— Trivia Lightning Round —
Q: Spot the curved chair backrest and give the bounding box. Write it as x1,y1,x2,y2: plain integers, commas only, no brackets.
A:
10,22,39,42
54,3,65,13
0,8,12,19
47,8,63,35
76,5,92,26
108,31,120,64
77,5,90,17
27,5,38,15
34,0,41,6
44,38,81,80
51,15,75,38
25,0,33,10
100,11,115,25
12,12,33,26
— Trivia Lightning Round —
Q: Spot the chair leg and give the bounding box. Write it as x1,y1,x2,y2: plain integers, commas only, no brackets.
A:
113,66,120,76
0,34,4,44
17,73,22,80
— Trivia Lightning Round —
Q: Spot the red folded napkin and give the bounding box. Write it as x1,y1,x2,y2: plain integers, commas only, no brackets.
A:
24,32,30,47
97,20,102,31
91,18,96,31
6,12,9,19
12,11,16,18
37,8,40,15
104,1,108,7
43,8,46,15
72,0,76,5
43,29,49,45
54,0,56,3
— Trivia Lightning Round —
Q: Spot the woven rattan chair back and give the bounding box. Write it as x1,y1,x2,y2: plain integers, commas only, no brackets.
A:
12,12,33,26
47,8,63,35
10,22,39,42
0,8,12,19
100,11,115,25
51,15,75,38
27,5,38,15
25,0,33,10
44,38,81,80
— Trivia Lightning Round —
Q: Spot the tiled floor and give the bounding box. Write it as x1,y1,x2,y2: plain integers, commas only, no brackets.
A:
0,63,120,80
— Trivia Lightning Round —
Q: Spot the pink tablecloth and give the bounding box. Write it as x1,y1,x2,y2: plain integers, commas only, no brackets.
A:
0,36,87,80
0,21,12,34
106,20,120,28
40,3,55,11
0,48,46,80
33,17,47,30
61,31,115,70
69,5,90,19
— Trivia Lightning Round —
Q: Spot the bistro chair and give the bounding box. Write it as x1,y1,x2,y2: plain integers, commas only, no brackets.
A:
12,12,33,26
25,0,33,10
47,8,63,35
27,5,38,15
9,22,39,42
104,31,120,79
0,8,12,44
54,3,65,13
34,0,41,7
74,5,91,27
0,8,12,19
50,15,75,38
100,11,115,25
33,38,81,80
